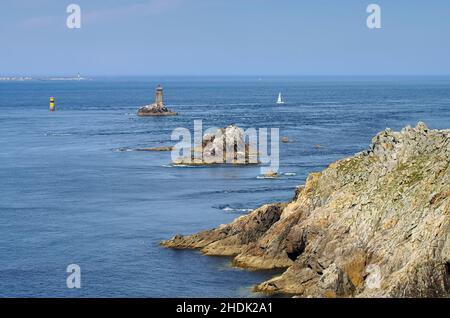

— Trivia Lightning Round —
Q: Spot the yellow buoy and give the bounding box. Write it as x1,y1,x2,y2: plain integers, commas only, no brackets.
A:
49,97,55,111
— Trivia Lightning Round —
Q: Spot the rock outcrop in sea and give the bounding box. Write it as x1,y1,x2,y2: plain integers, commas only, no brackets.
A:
162,122,450,297
136,146,174,152
137,85,177,116
172,125,259,165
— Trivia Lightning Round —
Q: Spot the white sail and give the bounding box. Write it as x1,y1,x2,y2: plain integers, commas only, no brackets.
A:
276,92,284,104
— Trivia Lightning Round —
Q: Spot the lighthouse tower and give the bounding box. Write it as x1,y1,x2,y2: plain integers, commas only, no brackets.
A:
155,85,164,107
137,84,177,116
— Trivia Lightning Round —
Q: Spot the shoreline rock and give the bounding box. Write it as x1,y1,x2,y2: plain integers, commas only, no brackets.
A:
161,122,450,297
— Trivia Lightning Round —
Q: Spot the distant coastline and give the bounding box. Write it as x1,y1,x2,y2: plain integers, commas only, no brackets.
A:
0,75,91,81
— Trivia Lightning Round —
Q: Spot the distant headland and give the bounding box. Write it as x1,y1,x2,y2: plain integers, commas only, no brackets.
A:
0,73,90,81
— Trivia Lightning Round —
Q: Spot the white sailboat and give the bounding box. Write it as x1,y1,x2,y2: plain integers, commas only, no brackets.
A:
276,92,284,104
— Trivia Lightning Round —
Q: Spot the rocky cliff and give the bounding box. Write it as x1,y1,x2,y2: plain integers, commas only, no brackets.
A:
162,123,450,297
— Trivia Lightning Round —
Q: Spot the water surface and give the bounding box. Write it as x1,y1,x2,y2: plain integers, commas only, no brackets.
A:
0,76,449,297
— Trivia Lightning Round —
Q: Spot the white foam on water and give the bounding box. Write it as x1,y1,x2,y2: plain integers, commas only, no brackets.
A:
112,147,134,152
45,133,73,136
222,207,253,213
256,175,277,179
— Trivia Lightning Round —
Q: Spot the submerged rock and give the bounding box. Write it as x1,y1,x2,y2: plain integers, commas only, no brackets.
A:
162,122,450,297
135,146,174,152
263,170,278,178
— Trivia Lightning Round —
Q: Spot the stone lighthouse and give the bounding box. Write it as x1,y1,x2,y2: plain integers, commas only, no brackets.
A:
137,85,177,116
155,85,164,107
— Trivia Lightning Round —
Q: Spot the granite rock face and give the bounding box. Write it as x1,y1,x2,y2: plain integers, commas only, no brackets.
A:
162,122,450,297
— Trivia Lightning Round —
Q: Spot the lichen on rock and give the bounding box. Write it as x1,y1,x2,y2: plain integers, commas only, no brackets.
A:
161,122,450,297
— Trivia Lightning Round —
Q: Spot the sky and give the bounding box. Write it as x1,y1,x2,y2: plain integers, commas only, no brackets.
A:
1,0,450,76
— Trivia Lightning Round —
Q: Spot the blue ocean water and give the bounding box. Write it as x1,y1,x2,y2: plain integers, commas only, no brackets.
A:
0,76,449,297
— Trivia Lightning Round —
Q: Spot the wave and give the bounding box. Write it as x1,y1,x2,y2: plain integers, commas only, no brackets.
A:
44,133,73,136
256,175,278,179
171,164,194,168
190,186,295,197
113,147,134,152
256,172,297,179
212,204,254,214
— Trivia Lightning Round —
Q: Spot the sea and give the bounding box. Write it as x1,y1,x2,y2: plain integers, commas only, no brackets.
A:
0,76,449,297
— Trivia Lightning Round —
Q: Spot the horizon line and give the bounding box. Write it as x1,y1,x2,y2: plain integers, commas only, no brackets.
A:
2,74,450,78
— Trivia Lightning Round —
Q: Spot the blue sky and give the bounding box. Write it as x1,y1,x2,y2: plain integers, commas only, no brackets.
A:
1,0,450,76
